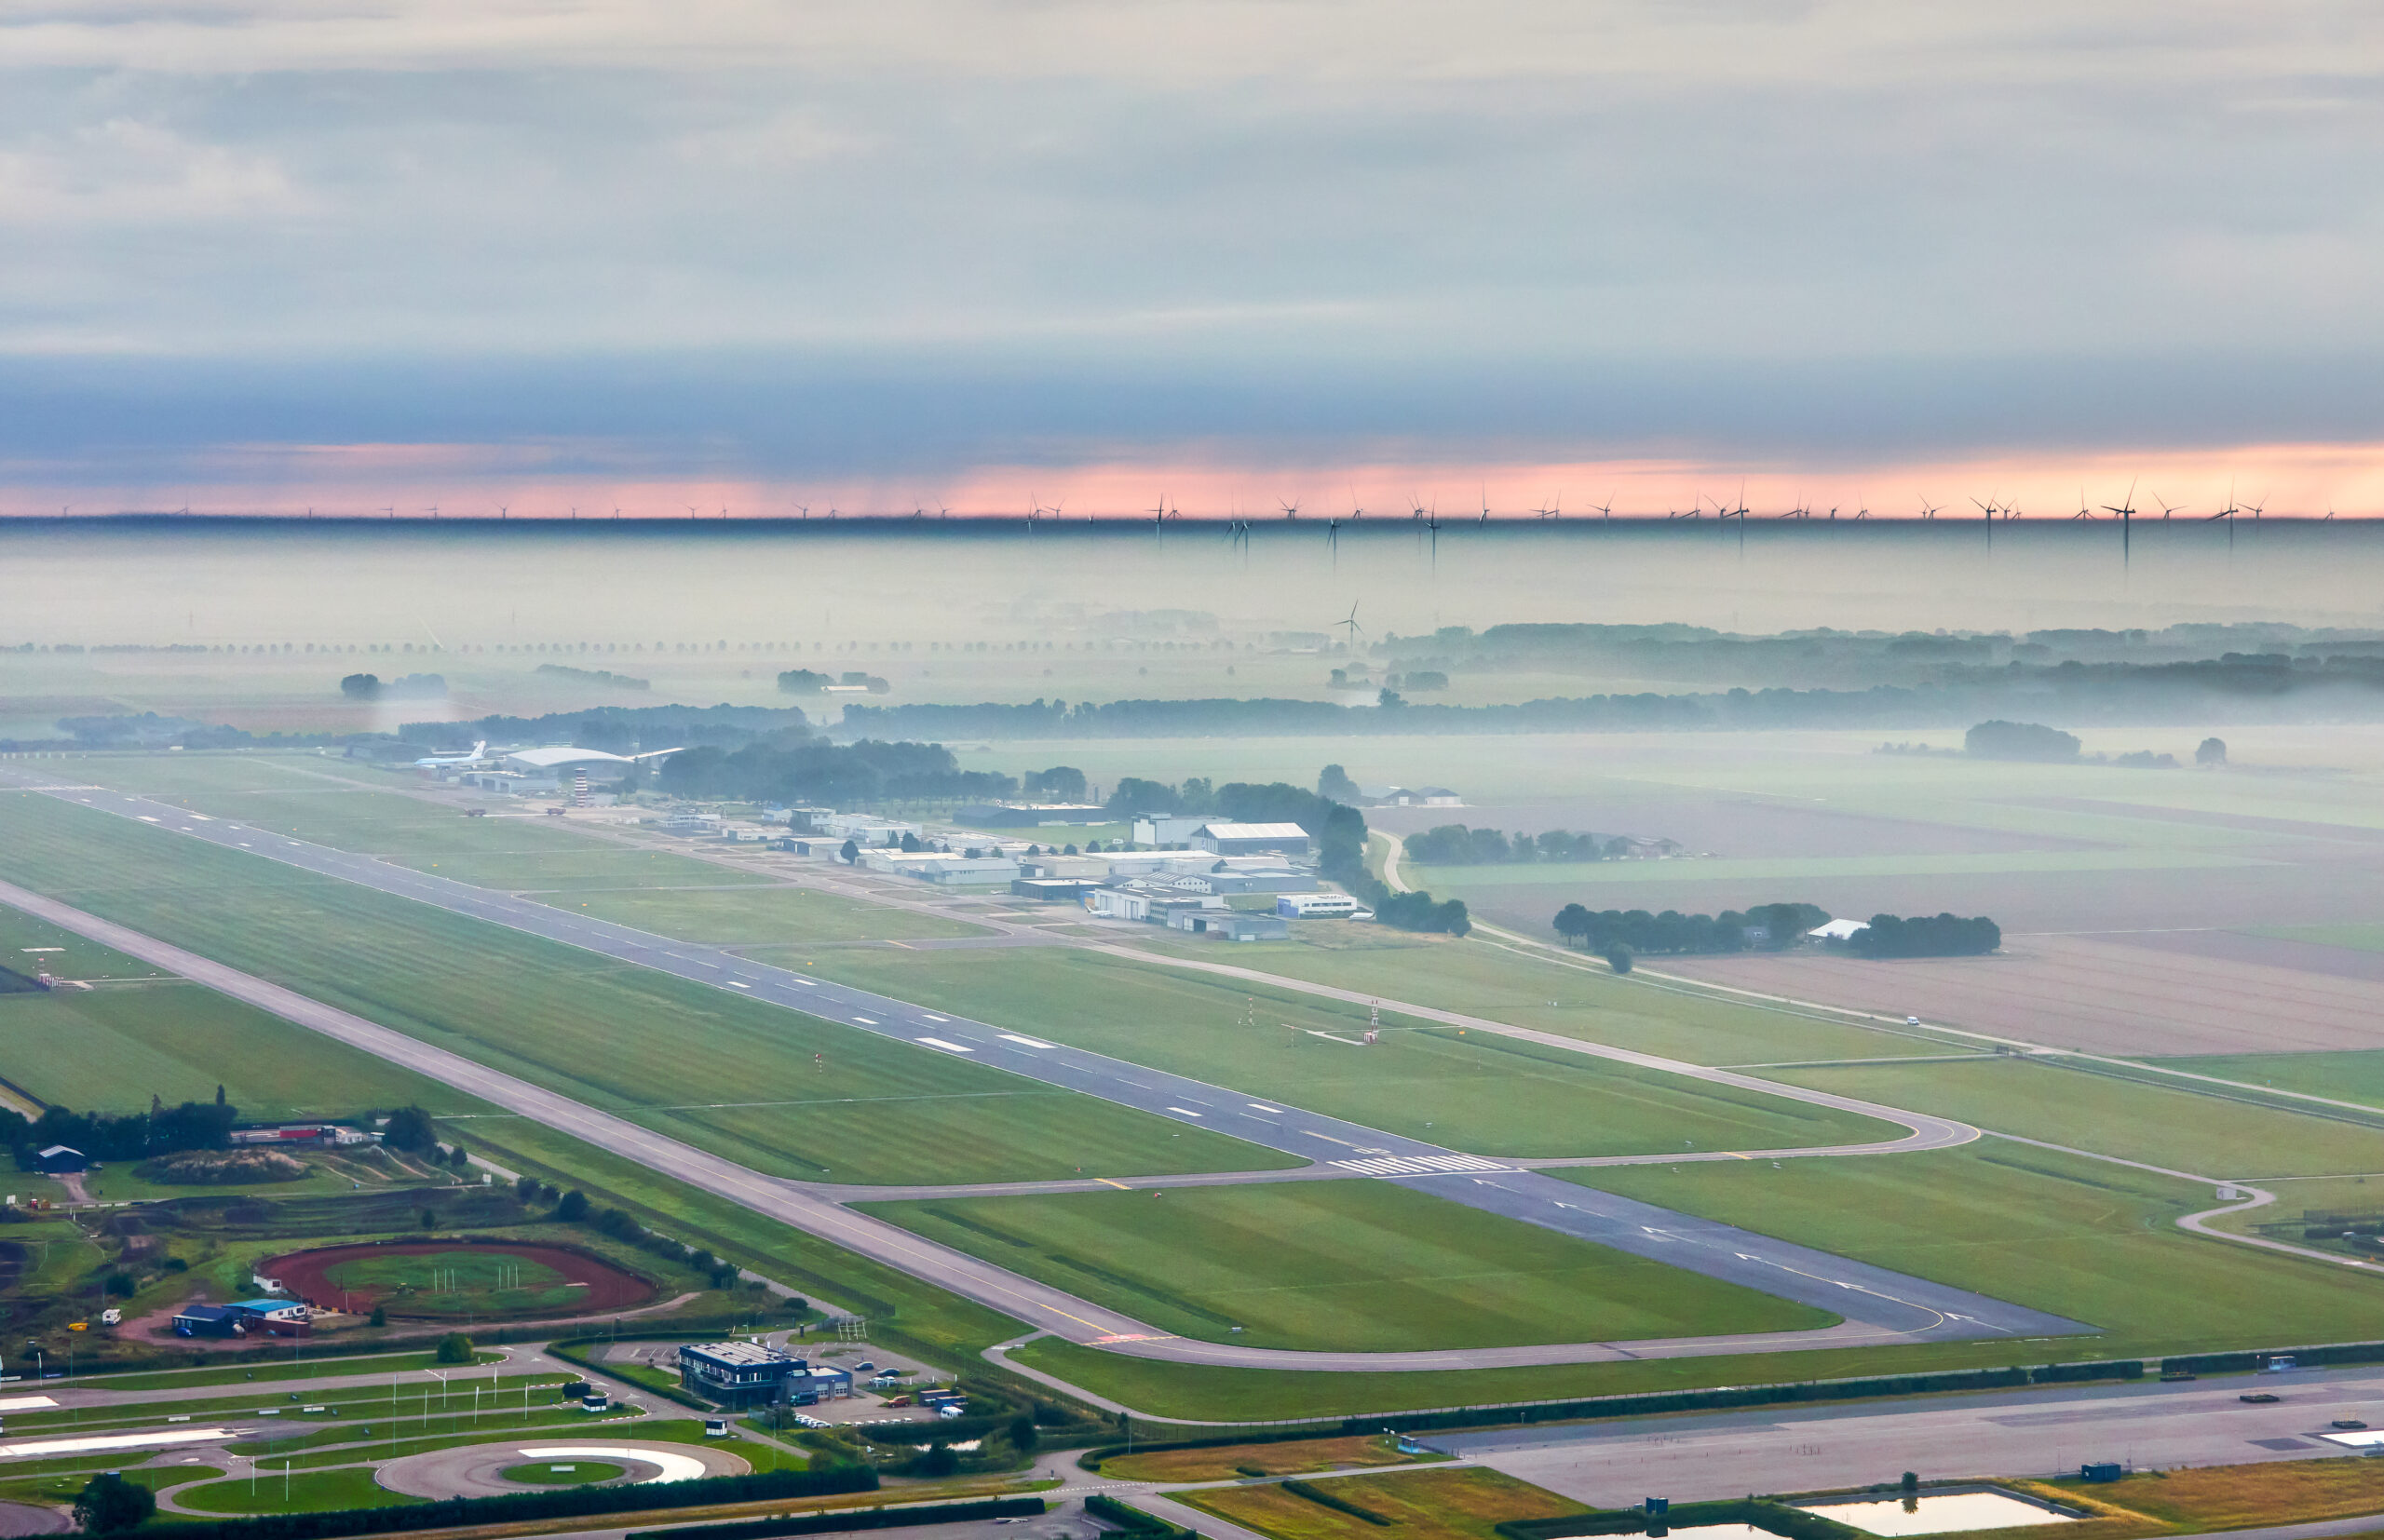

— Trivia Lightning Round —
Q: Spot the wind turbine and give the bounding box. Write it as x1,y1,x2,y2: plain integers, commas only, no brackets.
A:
1336,601,1364,652
794,504,808,520
1479,486,1491,526
1150,494,1168,533
1280,498,1300,520
380,507,395,520
424,505,440,520
1326,515,1342,564
2101,479,2138,567
1917,496,1942,520
2211,487,2240,549
2072,488,2095,520
684,505,699,520
2153,495,2186,520
1593,494,1614,522
496,505,508,520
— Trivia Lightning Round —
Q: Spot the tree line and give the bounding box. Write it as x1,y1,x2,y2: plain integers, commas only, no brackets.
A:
658,739,1017,805
1849,913,2001,957
1553,903,1828,957
1403,824,1613,864
6,1091,237,1166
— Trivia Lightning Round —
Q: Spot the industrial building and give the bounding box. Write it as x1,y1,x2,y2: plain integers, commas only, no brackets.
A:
678,1341,854,1408
35,1146,86,1174
958,803,1112,828
1131,815,1209,846
172,1304,241,1338
1167,909,1290,941
1192,822,1313,857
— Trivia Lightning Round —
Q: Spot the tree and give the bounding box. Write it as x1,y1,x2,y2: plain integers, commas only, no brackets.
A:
339,672,382,700
1104,777,1177,817
901,831,923,852
73,1472,155,1534
369,1304,386,1327
516,1173,540,1202
2197,736,2228,766
1318,764,1361,804
382,1105,437,1152
418,1207,437,1232
839,838,859,864
1605,944,1633,975
434,1331,474,1365
556,1188,590,1222
1553,904,1593,948
917,1442,960,1478
213,1084,225,1107
1008,1412,1039,1452
1023,765,1087,802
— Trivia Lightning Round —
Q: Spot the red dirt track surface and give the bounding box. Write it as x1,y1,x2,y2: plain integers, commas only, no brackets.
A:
259,1240,657,1318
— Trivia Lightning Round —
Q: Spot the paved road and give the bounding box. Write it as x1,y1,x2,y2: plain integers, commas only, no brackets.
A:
0,777,2087,1369
1433,1362,2384,1508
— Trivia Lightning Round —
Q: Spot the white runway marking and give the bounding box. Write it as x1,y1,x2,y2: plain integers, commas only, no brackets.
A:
516,1445,709,1483
0,1397,56,1412
997,1033,1054,1048
0,1428,237,1460
921,1012,950,1021
1248,1103,1283,1113
727,981,750,989
1167,1106,1204,1117
1332,1154,1513,1176
851,1016,877,1024
915,1036,973,1053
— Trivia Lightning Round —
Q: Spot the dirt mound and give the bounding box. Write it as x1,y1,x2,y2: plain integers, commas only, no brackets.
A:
138,1151,308,1184
257,1238,657,1319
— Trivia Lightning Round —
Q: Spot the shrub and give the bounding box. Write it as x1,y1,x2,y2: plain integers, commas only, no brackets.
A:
74,1473,155,1533
557,1189,590,1223
433,1333,473,1365
1965,720,2080,762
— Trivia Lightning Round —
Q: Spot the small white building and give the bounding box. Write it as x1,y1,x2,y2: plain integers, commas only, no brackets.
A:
1279,892,1361,918
1808,918,1871,944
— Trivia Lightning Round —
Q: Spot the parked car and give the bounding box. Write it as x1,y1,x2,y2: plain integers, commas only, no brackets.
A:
2241,1393,2282,1404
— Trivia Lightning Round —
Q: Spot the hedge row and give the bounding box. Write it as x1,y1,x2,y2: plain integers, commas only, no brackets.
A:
627,1497,1044,1540
1085,1493,1199,1540
2162,1338,2384,1376
140,1465,877,1540
1281,1479,1391,1526
1498,1498,1864,1540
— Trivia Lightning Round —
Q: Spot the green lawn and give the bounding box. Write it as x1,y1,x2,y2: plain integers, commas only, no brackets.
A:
0,792,1288,1186
504,1458,625,1485
0,904,172,980
1765,1058,2384,1179
528,884,987,944
171,1464,428,1515
2159,1050,2384,1114
320,1248,587,1317
1126,928,1953,1067
807,949,1903,1159
0,980,484,1122
858,1181,1835,1351
1010,1141,2384,1421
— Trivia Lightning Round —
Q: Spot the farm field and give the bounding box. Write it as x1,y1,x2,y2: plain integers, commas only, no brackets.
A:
0,977,487,1121
528,882,987,944
1764,1057,2384,1179
806,947,1906,1159
2034,1456,2384,1533
0,792,1288,1185
857,1180,1836,1352
1125,927,1959,1067
1182,1465,1586,1540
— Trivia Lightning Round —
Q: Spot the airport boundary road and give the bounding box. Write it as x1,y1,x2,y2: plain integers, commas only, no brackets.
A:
0,778,2089,1366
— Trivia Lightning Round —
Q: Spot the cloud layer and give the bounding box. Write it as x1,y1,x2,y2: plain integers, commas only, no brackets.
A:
5,1,2382,503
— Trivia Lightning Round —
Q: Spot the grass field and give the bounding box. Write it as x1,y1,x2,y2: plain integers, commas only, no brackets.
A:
318,1249,585,1317
504,1459,626,1485
2249,923,2384,954
858,1181,1835,1351
1128,928,1959,1068
2160,1050,2384,1113
0,792,1288,1185
528,883,986,944
0,978,487,1121
2034,1455,2384,1532
808,949,1903,1159
1764,1058,2384,1179
1183,1466,1585,1540
0,904,171,981
1103,1434,1425,1481
1410,847,2259,891
172,1465,428,1515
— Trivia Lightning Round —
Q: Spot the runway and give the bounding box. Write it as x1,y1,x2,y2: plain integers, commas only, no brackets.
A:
1432,1362,2384,1509
0,776,2090,1372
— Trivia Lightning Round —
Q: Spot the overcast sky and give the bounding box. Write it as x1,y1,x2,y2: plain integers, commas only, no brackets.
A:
7,1,2383,514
